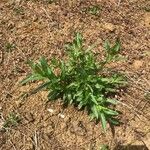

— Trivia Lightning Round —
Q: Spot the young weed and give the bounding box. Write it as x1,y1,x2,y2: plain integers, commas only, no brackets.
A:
5,43,15,53
144,92,150,101
83,5,101,16
3,112,21,129
143,6,150,12
100,144,109,150
13,7,24,15
21,33,126,131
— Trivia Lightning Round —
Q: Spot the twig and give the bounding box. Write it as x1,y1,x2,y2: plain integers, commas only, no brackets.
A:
34,130,39,150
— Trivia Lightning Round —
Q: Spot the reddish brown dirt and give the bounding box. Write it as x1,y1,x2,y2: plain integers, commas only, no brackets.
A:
0,0,150,150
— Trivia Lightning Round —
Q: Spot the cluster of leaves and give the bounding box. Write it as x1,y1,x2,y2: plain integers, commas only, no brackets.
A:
88,5,101,15
13,7,24,15
82,5,101,16
144,92,150,101
3,112,21,129
100,144,109,150
21,33,126,131
5,42,15,53
143,6,150,12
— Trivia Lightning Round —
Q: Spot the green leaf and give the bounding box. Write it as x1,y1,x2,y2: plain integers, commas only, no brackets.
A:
95,84,103,89
67,82,79,89
104,40,110,51
51,58,59,66
48,91,60,100
97,96,105,103
69,98,74,105
87,84,93,93
100,112,107,131
76,97,82,102
112,39,120,53
30,81,51,94
74,91,83,98
67,93,72,101
27,59,35,71
78,102,83,109
34,64,44,76
100,144,109,150
109,118,119,125
20,74,44,85
92,105,99,119
106,99,118,105
90,95,98,105
105,88,116,92
101,78,111,83
103,109,119,116
89,113,95,121
40,57,49,76
60,60,66,78
76,33,82,48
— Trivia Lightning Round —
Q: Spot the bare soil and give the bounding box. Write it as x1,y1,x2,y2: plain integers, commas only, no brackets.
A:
0,0,150,150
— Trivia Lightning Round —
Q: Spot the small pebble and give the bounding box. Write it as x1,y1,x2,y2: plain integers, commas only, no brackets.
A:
58,113,65,119
47,108,54,113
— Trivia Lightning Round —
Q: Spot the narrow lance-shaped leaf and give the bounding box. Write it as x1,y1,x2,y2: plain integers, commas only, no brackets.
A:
30,81,51,94
106,98,118,105
34,64,44,76
109,118,119,125
104,40,110,52
103,108,119,116
48,90,60,101
78,102,84,109
27,59,36,71
100,112,107,131
40,57,49,76
111,39,121,54
92,105,99,119
76,33,82,48
20,74,45,85
60,60,66,78
90,95,98,105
